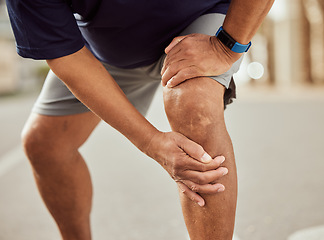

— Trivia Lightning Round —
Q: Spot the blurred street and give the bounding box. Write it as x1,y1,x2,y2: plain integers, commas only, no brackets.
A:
0,85,324,240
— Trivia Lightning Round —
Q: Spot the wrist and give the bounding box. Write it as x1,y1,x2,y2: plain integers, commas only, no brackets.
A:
210,36,242,64
222,24,252,46
137,128,162,157
215,26,251,53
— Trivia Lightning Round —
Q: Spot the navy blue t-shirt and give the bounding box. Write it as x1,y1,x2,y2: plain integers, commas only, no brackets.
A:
6,0,231,68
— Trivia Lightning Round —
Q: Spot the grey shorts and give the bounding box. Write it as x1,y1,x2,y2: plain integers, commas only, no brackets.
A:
32,13,242,116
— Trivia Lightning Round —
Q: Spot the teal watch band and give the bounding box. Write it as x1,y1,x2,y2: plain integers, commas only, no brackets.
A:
216,26,252,53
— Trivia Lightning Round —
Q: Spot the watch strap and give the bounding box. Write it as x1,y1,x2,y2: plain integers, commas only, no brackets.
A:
216,26,251,53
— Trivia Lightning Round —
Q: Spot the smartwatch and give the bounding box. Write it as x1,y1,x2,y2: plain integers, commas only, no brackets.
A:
216,26,252,53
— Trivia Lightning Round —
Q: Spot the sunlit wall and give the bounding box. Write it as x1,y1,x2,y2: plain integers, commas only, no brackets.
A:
236,0,324,87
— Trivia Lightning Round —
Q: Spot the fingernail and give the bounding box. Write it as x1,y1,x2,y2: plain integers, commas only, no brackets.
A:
201,153,212,163
166,79,173,88
198,201,205,207
222,168,228,176
219,156,226,164
217,186,225,192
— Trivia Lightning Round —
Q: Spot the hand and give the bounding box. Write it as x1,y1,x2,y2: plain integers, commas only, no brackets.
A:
161,33,242,87
143,131,228,207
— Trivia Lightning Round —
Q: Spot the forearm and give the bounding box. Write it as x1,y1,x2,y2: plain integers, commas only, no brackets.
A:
46,47,158,151
223,0,275,44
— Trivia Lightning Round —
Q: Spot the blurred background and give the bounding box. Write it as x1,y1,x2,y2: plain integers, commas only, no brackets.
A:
0,0,323,240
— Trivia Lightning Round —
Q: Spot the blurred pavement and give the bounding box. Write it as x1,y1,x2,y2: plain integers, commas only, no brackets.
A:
0,85,324,240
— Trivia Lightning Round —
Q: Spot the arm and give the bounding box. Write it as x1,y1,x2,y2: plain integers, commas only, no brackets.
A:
47,46,228,206
222,0,275,44
47,47,155,149
161,0,275,87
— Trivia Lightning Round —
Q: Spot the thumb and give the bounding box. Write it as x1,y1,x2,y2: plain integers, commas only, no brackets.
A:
178,135,212,163
165,35,187,54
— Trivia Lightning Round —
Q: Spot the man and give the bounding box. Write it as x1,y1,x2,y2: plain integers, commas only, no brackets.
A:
6,0,274,239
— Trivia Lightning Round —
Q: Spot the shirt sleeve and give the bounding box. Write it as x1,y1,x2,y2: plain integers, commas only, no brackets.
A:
6,0,84,59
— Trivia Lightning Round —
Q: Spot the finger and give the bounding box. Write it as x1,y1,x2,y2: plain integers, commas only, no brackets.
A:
161,59,189,87
185,155,226,172
166,66,202,88
165,35,187,54
161,48,182,77
161,56,168,80
161,65,178,87
181,167,228,185
177,181,205,207
181,180,225,194
178,135,213,163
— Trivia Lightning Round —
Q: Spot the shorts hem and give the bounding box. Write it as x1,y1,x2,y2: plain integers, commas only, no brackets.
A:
31,106,91,116
208,75,231,89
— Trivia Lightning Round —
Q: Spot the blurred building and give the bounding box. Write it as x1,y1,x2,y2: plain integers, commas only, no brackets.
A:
300,0,324,84
242,0,324,87
0,1,47,95
0,2,19,94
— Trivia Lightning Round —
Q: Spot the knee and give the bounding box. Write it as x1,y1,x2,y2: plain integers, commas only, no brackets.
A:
22,125,50,165
163,77,225,131
21,121,70,166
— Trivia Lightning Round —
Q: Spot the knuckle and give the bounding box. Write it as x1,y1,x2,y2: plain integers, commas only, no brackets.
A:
173,159,181,170
184,68,197,78
178,70,192,80
197,175,208,185
172,36,181,43
171,166,178,175
172,165,183,178
162,61,169,71
200,164,208,172
181,38,190,46
167,65,177,74
189,66,201,75
170,163,179,177
198,63,207,72
184,47,194,56
191,56,199,64
171,169,179,178
190,184,198,192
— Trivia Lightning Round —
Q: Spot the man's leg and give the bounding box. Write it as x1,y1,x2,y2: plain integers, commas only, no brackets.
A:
21,112,101,240
163,77,237,240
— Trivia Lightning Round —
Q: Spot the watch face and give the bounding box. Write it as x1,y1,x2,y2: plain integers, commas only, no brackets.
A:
216,27,251,53
217,30,236,50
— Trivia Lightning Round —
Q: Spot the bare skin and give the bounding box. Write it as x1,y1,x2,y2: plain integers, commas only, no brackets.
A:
22,112,100,240
19,1,275,239
22,78,234,240
21,47,227,240
46,47,227,206
163,77,237,240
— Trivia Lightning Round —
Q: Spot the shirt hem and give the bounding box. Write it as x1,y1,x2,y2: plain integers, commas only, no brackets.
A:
16,41,85,60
